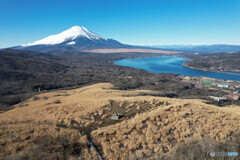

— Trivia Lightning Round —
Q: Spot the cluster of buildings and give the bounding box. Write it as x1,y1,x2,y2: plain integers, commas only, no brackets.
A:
181,76,240,102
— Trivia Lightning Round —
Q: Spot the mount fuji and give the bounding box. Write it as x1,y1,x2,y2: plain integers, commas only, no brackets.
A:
14,26,129,53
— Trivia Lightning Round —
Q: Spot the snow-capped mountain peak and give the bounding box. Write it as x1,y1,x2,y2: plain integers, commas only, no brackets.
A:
22,26,107,46
16,26,125,53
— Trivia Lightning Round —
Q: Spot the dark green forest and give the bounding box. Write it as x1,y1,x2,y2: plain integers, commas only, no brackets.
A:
0,49,226,111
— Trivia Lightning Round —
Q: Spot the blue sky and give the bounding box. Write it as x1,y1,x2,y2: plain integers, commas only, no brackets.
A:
0,0,239,48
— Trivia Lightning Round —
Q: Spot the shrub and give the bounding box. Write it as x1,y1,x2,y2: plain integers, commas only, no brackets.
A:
32,96,41,101
42,96,48,100
54,100,62,104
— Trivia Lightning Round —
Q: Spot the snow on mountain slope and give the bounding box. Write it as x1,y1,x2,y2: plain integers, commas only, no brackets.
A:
14,26,130,53
66,41,76,45
22,26,107,46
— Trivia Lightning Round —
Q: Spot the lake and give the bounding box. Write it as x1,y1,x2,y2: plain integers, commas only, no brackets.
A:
114,56,240,81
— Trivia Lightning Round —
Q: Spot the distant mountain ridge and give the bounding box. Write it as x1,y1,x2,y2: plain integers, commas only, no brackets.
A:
14,26,129,53
10,26,240,54
141,44,240,53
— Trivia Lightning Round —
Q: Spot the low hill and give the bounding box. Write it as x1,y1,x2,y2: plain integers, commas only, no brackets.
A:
184,52,240,72
0,49,66,76
0,49,69,111
0,83,239,159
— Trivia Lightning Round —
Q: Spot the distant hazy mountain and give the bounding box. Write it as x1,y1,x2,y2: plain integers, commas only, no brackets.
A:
14,26,129,53
141,44,240,53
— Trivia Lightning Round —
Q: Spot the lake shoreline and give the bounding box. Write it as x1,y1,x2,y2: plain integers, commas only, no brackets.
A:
114,56,240,81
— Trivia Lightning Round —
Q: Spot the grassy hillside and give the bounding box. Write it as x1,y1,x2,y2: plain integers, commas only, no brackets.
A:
0,83,239,159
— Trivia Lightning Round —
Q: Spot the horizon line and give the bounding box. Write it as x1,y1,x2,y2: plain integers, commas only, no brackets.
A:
133,43,240,46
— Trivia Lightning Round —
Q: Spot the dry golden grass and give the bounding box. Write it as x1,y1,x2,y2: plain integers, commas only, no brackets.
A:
0,83,157,129
221,105,240,115
168,133,240,160
0,83,159,159
89,85,240,159
0,123,89,160
0,83,240,159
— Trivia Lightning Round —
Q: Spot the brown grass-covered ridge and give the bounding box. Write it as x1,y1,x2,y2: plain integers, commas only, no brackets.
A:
0,83,240,159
